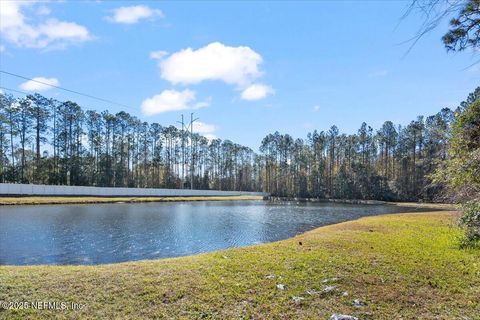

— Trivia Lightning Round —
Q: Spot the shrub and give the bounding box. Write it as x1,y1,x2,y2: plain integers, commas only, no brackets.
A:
459,200,480,248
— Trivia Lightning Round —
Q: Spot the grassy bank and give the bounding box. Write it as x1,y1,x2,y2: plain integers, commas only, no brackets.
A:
0,195,264,206
1,211,479,319
391,202,458,210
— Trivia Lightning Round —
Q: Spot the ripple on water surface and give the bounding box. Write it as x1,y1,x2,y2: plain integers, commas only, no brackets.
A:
0,201,429,265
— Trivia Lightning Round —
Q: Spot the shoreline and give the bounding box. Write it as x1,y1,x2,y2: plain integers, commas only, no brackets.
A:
268,196,457,209
0,195,265,206
1,210,477,319
0,195,457,209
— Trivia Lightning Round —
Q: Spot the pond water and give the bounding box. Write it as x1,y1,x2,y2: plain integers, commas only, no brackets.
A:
0,201,429,265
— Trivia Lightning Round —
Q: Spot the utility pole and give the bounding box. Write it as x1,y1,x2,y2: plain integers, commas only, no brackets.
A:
176,114,185,189
190,112,199,190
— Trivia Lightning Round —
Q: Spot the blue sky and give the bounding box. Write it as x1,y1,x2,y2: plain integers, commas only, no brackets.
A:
1,1,479,149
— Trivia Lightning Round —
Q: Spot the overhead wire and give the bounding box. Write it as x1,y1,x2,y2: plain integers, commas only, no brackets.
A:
0,70,138,111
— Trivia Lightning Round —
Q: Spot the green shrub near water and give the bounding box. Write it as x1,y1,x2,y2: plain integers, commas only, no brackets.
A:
453,99,480,246
434,97,480,246
460,201,480,248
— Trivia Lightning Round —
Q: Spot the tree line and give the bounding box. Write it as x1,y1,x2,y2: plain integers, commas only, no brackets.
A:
259,107,457,201
0,87,478,202
0,93,259,191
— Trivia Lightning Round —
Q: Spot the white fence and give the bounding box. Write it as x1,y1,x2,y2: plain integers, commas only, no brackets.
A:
0,183,269,198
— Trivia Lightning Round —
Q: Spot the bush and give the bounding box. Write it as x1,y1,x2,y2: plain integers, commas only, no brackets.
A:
459,200,480,248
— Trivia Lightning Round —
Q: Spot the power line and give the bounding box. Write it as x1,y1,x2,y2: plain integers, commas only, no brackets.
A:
0,70,137,111
0,86,31,96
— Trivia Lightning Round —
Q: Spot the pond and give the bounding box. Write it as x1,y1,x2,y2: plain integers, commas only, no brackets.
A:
0,201,429,265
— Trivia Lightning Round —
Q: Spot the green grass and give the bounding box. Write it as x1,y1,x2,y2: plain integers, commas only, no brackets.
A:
0,211,479,319
0,195,264,206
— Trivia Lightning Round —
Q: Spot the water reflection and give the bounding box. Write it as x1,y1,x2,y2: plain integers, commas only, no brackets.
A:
0,201,428,265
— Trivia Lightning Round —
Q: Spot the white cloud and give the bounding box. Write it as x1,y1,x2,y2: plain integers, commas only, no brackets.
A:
193,122,217,140
193,100,210,109
108,5,164,24
0,1,92,49
192,121,216,134
158,42,264,87
313,105,320,112
19,77,60,91
149,50,168,60
240,83,274,101
141,89,210,115
153,42,274,101
38,19,91,43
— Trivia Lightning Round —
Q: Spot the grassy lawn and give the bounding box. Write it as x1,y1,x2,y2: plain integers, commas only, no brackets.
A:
0,211,479,319
0,195,264,206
